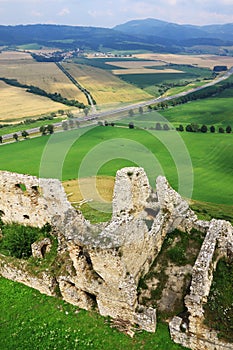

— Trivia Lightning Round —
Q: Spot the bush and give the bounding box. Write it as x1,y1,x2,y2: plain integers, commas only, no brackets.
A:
0,223,51,259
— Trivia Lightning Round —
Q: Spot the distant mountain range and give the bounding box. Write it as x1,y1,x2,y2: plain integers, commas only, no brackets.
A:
1,18,233,53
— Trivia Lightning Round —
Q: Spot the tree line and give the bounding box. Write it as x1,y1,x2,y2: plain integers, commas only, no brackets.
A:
176,124,232,133
148,77,233,110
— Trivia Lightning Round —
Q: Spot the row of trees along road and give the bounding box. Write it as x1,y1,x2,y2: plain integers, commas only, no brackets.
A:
177,124,232,133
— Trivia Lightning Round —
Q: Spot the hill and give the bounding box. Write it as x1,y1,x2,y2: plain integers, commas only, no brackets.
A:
114,18,233,50
1,20,233,53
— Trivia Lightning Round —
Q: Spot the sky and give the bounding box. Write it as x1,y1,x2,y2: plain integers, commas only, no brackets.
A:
1,0,233,27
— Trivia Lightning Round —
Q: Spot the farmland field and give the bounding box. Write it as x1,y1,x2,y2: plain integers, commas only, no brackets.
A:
62,62,153,105
0,122,233,207
0,51,87,104
0,81,69,122
135,53,233,69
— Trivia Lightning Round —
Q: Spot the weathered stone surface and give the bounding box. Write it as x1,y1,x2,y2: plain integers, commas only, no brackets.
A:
170,219,233,350
0,168,232,346
0,254,57,296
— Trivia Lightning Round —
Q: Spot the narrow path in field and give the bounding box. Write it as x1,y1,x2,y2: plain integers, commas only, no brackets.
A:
55,62,96,112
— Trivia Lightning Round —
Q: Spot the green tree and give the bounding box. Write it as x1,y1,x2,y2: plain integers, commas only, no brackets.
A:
13,133,19,141
201,125,208,133
21,130,29,139
47,124,54,134
128,109,134,117
39,125,47,135
163,124,170,131
210,125,215,133
139,106,143,115
50,112,56,118
62,121,68,131
186,124,193,132
68,119,74,129
226,125,232,133
179,124,184,132
155,122,162,130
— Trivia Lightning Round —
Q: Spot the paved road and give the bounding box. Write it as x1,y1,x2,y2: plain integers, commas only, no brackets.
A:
1,67,233,142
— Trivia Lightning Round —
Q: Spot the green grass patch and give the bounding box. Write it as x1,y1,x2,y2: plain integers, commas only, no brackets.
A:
0,117,64,138
204,258,233,342
17,43,42,50
118,73,195,89
0,123,233,206
0,222,52,259
0,277,187,350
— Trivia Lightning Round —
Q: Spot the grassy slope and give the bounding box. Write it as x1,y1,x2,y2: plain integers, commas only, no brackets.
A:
0,124,233,206
0,278,186,350
161,90,233,127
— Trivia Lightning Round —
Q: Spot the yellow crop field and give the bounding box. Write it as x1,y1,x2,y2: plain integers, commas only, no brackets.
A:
62,63,153,105
134,53,233,69
0,51,33,61
63,176,115,204
0,81,70,122
0,52,87,104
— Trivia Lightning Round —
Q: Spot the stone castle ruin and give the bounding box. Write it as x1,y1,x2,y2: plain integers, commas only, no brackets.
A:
0,168,232,349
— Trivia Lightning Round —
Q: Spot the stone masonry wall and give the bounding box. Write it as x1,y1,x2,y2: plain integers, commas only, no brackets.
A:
169,219,233,350
0,168,232,345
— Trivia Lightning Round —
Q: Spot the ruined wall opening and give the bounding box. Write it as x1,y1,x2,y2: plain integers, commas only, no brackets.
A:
41,244,48,258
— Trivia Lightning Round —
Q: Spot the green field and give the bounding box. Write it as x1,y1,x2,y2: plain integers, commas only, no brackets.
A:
0,121,233,206
117,64,212,96
0,277,186,350
161,94,233,127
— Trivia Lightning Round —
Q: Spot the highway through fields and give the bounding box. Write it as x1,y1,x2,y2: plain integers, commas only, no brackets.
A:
1,66,233,143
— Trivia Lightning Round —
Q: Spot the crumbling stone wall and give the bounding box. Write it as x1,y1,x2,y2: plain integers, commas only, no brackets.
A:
0,171,75,227
0,168,232,344
169,219,233,350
